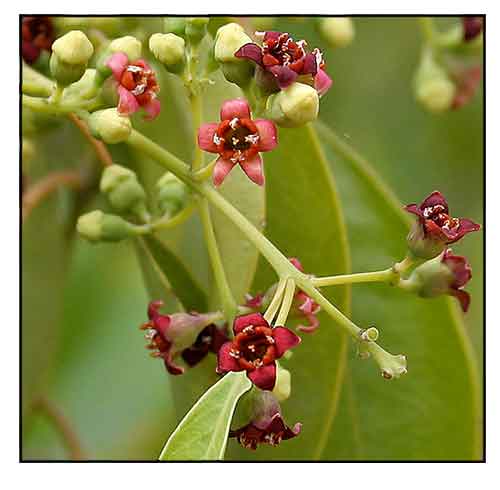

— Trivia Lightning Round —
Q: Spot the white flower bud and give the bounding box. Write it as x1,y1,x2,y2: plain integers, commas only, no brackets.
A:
109,35,142,61
89,109,132,144
149,33,186,73
272,365,291,402
214,23,252,63
319,17,355,48
52,30,94,65
77,210,134,243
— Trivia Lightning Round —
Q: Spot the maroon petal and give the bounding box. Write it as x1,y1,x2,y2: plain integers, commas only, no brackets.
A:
22,41,41,64
263,31,282,42
239,154,265,186
314,69,333,97
248,363,276,390
233,313,269,334
235,43,263,65
220,98,251,121
181,346,209,367
404,203,424,218
216,341,242,373
268,65,298,89
255,119,278,152
213,157,236,187
197,123,219,153
273,327,301,358
296,314,320,334
451,289,471,313
283,422,302,440
163,352,185,375
458,218,481,234
420,191,449,213
302,53,318,75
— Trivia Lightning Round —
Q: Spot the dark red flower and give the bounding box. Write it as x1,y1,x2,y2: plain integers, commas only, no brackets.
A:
107,52,161,120
463,17,484,42
22,16,54,64
181,324,228,367
235,31,332,95
198,98,277,186
451,65,482,110
404,191,480,258
140,300,221,375
217,313,300,390
441,248,472,312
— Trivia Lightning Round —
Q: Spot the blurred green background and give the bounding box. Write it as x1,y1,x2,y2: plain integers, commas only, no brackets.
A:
22,16,483,460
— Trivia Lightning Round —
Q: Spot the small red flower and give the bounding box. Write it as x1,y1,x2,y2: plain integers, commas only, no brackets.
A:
235,31,332,96
451,65,482,110
441,249,473,312
463,17,484,42
141,300,222,375
198,99,277,186
217,313,300,390
106,52,161,120
405,191,480,245
22,16,54,64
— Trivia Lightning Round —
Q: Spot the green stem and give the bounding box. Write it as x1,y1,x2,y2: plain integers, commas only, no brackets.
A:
263,278,287,323
193,158,217,182
312,268,395,287
198,199,237,323
151,202,196,231
275,279,296,326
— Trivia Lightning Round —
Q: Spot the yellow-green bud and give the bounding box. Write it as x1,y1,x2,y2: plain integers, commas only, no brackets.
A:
109,36,142,61
89,109,132,144
185,17,209,44
77,210,134,243
272,365,291,402
266,82,319,127
149,33,186,73
156,173,189,217
163,17,188,37
100,164,148,218
319,17,355,48
414,50,456,113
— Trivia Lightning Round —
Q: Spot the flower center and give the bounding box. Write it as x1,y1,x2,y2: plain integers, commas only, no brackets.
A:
423,205,460,230
230,325,276,370
120,64,159,99
263,33,306,67
214,118,260,162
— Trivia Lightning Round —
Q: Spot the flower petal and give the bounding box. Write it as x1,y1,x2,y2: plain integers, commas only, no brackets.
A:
255,119,278,152
273,327,301,358
220,98,251,121
117,85,139,115
240,154,265,186
451,289,471,313
213,157,236,187
404,203,424,218
420,191,449,214
296,315,320,334
106,52,129,81
302,53,318,75
268,65,298,89
197,123,219,152
163,352,185,375
216,341,242,373
314,69,333,97
248,363,276,390
233,313,269,334
458,218,481,234
235,43,263,65
143,97,161,120
181,346,209,367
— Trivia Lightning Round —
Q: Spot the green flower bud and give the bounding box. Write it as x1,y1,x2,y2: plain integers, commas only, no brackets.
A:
52,30,94,65
149,33,186,73
156,173,189,217
163,17,188,37
414,49,456,113
100,165,148,218
109,36,142,61
272,365,291,402
77,210,134,243
185,17,209,45
214,23,255,87
319,17,355,48
266,82,319,128
89,109,132,144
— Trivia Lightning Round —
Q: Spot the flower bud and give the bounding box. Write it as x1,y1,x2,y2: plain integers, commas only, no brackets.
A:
414,50,456,113
50,30,94,86
272,364,291,402
149,33,186,73
95,35,142,79
88,108,132,144
406,219,446,259
156,173,189,217
185,17,209,45
214,23,255,87
266,82,319,128
100,164,148,218
77,210,135,243
163,17,188,37
319,17,355,48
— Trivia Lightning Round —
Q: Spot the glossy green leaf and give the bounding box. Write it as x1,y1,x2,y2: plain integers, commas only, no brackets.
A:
159,372,252,460
226,124,352,460
316,122,482,460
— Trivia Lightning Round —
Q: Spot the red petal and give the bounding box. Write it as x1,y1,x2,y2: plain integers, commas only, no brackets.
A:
248,363,276,390
197,123,219,153
117,85,139,115
420,191,449,214
106,52,129,81
235,43,263,65
213,157,236,187
233,313,269,334
255,119,278,152
268,65,298,89
404,203,423,218
239,154,265,186
314,69,332,97
273,327,301,358
220,98,251,121
143,97,161,120
451,289,471,313
216,341,242,373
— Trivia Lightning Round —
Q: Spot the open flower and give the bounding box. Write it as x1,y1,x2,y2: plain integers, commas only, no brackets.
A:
235,31,332,96
230,392,301,450
405,191,480,258
140,300,221,375
197,99,277,186
22,16,54,64
106,52,161,120
217,313,300,390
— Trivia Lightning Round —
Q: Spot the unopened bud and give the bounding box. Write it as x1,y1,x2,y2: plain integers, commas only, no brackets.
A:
156,173,189,217
89,108,132,144
100,164,148,218
96,35,142,79
185,17,209,45
163,17,188,38
319,17,355,48
266,82,319,127
415,50,456,113
77,210,135,243
149,33,186,73
50,30,94,86
272,365,291,402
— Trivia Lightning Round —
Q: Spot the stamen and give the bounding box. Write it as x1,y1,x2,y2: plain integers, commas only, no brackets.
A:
127,65,142,73
213,134,223,145
245,134,259,145
229,118,239,130
131,83,146,96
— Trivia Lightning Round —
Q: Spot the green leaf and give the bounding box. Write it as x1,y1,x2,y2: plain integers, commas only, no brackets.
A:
316,121,482,460
159,372,252,460
226,124,352,460
135,235,208,312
